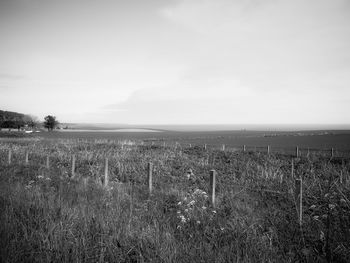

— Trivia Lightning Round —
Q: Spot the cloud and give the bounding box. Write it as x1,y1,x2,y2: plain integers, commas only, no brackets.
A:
0,73,26,80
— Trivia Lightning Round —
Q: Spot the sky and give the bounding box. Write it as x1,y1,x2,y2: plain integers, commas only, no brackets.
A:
0,0,349,125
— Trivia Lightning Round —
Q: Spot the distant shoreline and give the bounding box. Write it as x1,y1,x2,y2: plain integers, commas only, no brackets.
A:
59,128,162,133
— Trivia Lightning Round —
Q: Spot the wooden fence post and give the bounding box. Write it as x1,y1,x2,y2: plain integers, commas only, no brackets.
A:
267,145,270,155
209,170,216,208
222,144,225,151
148,162,153,194
296,146,299,158
295,178,303,225
331,148,334,158
71,155,76,177
204,144,207,150
243,145,246,152
25,151,29,165
340,171,343,184
104,158,109,187
291,159,294,178
8,149,11,164
46,156,50,169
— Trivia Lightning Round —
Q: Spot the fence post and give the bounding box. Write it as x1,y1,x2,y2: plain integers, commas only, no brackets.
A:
71,155,76,177
8,149,12,164
148,162,153,194
340,171,343,184
243,145,246,152
46,156,50,169
267,145,270,155
189,143,192,148
25,151,29,165
222,144,225,151
331,148,334,158
104,158,109,187
296,146,299,158
295,178,303,225
209,170,216,208
204,144,207,150
291,159,294,178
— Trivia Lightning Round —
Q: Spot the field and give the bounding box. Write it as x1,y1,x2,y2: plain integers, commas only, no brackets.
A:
0,131,350,262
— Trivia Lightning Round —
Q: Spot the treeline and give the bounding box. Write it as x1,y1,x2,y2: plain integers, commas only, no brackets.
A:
0,110,38,130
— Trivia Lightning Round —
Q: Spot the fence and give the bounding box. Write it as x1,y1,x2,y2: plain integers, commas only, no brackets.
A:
1,140,348,226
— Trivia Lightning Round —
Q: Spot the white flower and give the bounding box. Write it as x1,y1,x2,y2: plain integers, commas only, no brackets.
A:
188,200,195,206
179,215,186,223
177,210,181,214
196,221,200,224
177,201,182,205
37,175,44,179
202,206,207,210
329,204,336,210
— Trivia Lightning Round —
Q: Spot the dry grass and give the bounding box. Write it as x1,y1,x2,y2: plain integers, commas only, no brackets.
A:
0,139,349,262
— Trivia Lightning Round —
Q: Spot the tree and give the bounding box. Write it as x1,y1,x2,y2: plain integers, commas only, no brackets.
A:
24,115,39,129
43,115,59,131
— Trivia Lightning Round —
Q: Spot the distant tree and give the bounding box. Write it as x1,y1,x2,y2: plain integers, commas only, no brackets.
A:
24,115,39,129
43,115,59,131
0,120,16,130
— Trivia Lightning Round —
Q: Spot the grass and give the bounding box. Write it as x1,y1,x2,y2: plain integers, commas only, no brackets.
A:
0,138,349,262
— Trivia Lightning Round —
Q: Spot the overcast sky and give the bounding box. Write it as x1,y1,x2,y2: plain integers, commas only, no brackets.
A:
0,0,349,125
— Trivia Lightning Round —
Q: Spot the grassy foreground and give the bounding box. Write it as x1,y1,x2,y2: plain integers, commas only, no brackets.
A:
0,139,349,262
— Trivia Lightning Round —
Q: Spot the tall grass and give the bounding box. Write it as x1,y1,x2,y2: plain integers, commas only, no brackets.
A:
0,139,349,262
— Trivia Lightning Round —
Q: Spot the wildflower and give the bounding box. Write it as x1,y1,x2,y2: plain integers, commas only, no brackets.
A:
309,205,316,210
179,215,186,223
328,204,336,210
188,200,195,206
320,231,325,241
177,201,182,205
220,227,224,231
184,209,189,213
177,210,181,214
313,216,319,220
202,206,207,210
212,210,216,214
38,175,44,179
196,220,200,224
